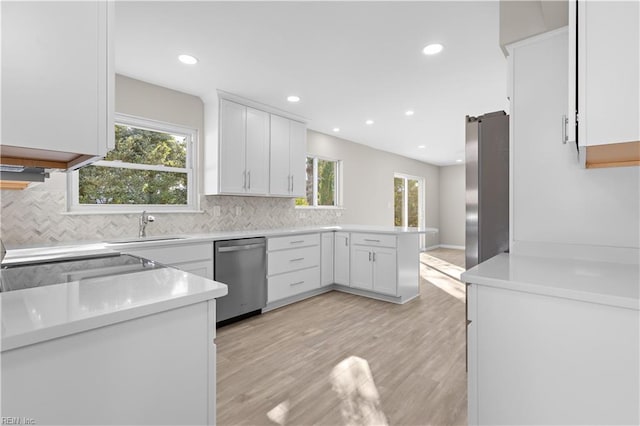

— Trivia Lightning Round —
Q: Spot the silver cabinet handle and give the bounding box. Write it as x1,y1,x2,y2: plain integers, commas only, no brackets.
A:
290,240,304,244
289,257,304,262
372,252,376,262
217,243,265,252
562,115,568,144
291,175,294,192
243,170,247,189
368,252,372,261
345,237,348,247
364,238,380,243
290,281,305,286
248,170,251,190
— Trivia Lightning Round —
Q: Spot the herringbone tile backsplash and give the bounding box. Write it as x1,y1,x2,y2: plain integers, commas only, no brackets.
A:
0,180,341,246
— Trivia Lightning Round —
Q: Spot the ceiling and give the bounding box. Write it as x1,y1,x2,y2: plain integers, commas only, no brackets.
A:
115,1,508,166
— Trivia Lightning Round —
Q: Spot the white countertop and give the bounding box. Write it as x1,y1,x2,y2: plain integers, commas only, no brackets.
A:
3,225,437,262
461,253,639,310
1,267,227,351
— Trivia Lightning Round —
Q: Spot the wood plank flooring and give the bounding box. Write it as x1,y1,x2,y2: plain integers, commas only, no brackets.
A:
423,248,465,269
216,256,467,425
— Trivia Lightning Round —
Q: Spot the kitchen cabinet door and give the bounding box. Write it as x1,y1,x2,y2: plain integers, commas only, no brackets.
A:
1,1,114,163
269,114,292,196
372,248,397,296
350,246,373,290
321,233,334,286
576,0,639,146
219,99,247,194
245,107,269,195
334,232,350,285
289,119,307,197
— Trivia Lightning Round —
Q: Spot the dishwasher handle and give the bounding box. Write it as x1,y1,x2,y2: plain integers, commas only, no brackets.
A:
216,243,265,253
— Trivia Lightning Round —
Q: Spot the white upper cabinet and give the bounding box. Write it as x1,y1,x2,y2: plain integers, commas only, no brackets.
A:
269,115,291,196
1,1,114,168
219,100,247,194
269,114,307,197
572,0,640,146
245,107,270,195
206,95,306,197
218,99,269,195
289,120,307,198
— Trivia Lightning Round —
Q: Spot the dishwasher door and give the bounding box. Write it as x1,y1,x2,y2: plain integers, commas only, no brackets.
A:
214,238,266,323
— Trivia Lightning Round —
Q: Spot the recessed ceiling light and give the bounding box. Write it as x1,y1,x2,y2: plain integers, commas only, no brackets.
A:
365,119,374,125
333,128,340,132
456,159,463,163
405,110,415,116
178,54,198,65
287,95,301,103
418,145,426,149
422,43,444,55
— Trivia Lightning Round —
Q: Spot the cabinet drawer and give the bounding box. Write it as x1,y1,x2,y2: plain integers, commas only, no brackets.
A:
268,245,320,276
351,233,396,248
122,242,213,265
268,233,320,251
268,267,320,303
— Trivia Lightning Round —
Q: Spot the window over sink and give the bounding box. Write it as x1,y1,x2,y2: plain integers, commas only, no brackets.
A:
68,114,198,212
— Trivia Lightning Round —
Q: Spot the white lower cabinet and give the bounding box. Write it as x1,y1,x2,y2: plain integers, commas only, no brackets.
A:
351,234,398,296
267,234,320,304
334,232,350,285
320,233,334,287
120,242,214,279
268,267,320,303
467,283,639,425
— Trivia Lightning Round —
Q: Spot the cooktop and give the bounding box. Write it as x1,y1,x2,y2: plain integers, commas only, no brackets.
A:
0,254,166,293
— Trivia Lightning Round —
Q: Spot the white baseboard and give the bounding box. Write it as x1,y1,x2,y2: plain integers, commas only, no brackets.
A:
440,244,465,250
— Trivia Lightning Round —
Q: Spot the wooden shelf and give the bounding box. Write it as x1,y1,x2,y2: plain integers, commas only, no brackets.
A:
585,141,640,169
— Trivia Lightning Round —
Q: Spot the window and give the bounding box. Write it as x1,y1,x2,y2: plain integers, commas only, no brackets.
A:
69,114,197,212
295,156,340,207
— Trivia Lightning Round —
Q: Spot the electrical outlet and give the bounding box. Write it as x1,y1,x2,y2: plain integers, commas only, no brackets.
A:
213,206,221,217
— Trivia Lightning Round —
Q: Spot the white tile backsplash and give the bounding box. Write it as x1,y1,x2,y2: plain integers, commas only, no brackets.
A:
0,178,341,246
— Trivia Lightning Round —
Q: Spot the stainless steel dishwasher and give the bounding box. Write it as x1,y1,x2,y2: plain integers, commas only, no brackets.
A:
214,237,266,325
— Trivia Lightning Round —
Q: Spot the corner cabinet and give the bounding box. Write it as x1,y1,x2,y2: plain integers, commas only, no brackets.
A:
1,1,114,169
269,115,306,197
218,99,269,195
569,0,640,167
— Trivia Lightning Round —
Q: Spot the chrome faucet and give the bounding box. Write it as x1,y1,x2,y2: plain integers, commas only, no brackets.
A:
138,211,155,238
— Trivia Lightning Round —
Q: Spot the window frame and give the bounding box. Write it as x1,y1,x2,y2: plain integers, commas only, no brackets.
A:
297,155,342,208
67,113,199,213
393,172,425,228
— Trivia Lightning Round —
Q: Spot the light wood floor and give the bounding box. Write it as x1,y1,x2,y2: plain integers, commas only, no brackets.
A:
216,257,467,425
423,248,465,269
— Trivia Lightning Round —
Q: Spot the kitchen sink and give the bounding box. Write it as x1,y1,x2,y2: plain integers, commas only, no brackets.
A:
105,236,187,245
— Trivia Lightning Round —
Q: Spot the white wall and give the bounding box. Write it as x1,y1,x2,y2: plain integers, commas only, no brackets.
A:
439,165,465,248
306,130,440,247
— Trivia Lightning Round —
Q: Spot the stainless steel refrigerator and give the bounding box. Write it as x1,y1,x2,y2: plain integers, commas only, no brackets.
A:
465,111,509,269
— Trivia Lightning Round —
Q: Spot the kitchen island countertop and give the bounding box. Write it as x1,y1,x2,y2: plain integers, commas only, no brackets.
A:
462,253,639,310
1,266,227,351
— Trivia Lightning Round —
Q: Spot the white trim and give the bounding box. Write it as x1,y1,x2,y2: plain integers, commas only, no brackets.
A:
67,113,199,213
439,244,465,250
217,90,308,123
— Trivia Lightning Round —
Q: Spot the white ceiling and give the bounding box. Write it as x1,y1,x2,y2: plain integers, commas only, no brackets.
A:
115,1,508,166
